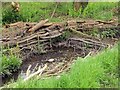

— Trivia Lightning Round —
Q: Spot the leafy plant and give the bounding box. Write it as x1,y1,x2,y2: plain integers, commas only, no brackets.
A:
1,54,22,76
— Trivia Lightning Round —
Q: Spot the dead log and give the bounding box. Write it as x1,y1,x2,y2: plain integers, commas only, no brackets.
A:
28,19,49,32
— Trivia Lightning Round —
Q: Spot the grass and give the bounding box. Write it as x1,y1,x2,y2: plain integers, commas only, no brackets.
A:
1,2,119,88
2,2,118,24
4,44,118,88
0,48,22,76
83,2,118,20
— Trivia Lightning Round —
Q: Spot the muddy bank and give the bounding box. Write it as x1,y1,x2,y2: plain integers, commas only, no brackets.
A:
2,36,109,86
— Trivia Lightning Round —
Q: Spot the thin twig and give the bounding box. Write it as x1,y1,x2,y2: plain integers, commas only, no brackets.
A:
50,3,58,19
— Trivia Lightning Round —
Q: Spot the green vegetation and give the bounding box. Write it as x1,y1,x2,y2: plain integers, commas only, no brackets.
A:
1,2,119,88
87,27,119,39
1,53,22,76
5,44,118,88
2,3,23,24
1,44,22,76
83,2,117,20
2,2,118,24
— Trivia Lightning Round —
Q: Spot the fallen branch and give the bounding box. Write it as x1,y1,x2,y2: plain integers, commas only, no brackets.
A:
84,52,92,59
44,23,53,27
41,32,62,39
26,65,32,77
85,39,108,47
5,22,23,28
32,63,39,73
28,19,49,32
24,64,47,81
96,20,114,24
69,28,100,41
25,22,53,27
68,38,106,48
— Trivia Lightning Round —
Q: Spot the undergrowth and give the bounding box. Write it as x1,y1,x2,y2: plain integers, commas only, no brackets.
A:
4,44,118,88
2,2,118,24
1,54,22,76
0,46,22,76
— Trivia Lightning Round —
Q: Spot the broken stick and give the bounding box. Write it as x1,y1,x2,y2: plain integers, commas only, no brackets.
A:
28,19,49,32
26,65,32,77
24,64,47,81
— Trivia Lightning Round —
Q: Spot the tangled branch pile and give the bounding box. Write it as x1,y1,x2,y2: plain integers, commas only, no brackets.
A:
2,19,119,49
